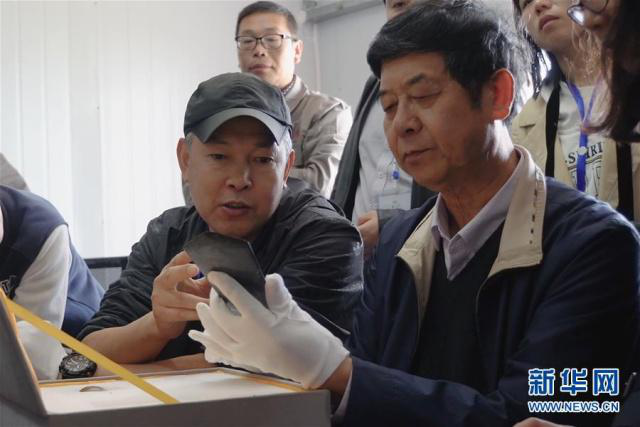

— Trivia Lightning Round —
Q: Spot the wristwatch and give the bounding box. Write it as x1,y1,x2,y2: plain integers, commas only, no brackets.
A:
59,352,97,379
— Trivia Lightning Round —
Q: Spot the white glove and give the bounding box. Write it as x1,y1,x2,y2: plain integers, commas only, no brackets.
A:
17,320,67,380
188,272,349,389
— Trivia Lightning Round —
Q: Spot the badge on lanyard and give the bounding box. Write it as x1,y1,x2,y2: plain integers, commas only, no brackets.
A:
566,82,596,192
378,160,410,209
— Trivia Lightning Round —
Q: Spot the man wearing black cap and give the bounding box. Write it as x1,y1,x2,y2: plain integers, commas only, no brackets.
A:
77,73,362,373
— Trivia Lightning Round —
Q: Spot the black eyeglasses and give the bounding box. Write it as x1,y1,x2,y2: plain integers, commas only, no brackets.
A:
567,0,609,26
235,33,297,51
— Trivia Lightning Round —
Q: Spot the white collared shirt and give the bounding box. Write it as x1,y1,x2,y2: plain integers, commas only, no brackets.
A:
352,101,413,222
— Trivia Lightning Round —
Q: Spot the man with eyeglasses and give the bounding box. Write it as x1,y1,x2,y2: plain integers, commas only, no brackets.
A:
235,1,352,199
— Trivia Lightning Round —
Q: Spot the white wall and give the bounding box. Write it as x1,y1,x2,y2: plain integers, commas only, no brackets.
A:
308,0,515,110
307,4,386,110
1,0,307,258
1,0,516,258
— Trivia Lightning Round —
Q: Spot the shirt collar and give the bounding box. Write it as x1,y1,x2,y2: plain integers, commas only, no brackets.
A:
281,74,297,98
284,74,307,113
431,147,525,255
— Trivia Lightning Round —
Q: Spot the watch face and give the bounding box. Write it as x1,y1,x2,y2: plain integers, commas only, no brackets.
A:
66,353,92,374
60,353,97,378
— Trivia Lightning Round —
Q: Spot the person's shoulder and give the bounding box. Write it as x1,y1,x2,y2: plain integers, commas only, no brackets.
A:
0,185,64,224
145,205,199,234
544,178,638,241
277,188,354,228
378,202,436,248
545,179,619,222
298,79,350,114
511,93,546,132
131,205,206,265
0,154,29,190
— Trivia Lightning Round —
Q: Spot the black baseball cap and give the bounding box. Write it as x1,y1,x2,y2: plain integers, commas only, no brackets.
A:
183,72,292,144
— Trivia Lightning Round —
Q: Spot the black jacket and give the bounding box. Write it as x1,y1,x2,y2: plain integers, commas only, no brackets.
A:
331,75,435,227
78,188,363,359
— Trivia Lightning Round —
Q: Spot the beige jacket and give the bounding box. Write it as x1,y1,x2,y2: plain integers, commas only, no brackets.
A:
396,147,546,326
511,94,640,219
286,76,352,198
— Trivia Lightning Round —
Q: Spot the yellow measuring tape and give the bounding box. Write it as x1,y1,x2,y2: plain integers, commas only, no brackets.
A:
0,291,178,404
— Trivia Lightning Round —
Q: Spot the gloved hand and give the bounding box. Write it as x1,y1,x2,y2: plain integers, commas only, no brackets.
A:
188,272,349,389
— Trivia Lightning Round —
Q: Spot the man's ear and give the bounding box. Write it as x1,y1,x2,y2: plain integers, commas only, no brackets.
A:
487,68,515,121
293,39,303,65
177,137,191,180
282,148,296,185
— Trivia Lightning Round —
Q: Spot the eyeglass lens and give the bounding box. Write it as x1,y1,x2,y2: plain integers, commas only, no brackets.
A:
237,35,287,50
567,0,608,25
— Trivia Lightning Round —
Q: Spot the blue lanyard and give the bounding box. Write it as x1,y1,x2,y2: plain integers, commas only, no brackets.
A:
391,161,400,193
391,164,400,181
566,82,596,192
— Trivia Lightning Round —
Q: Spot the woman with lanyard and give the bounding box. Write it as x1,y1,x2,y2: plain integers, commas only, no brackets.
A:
568,0,640,142
516,4,640,426
511,0,640,223
569,0,640,229
572,4,640,427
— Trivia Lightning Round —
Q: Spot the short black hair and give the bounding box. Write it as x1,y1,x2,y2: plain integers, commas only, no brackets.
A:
236,1,298,36
367,0,527,121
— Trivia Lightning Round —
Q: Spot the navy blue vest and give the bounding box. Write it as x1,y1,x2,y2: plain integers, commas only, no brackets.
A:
412,223,504,392
0,186,104,336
